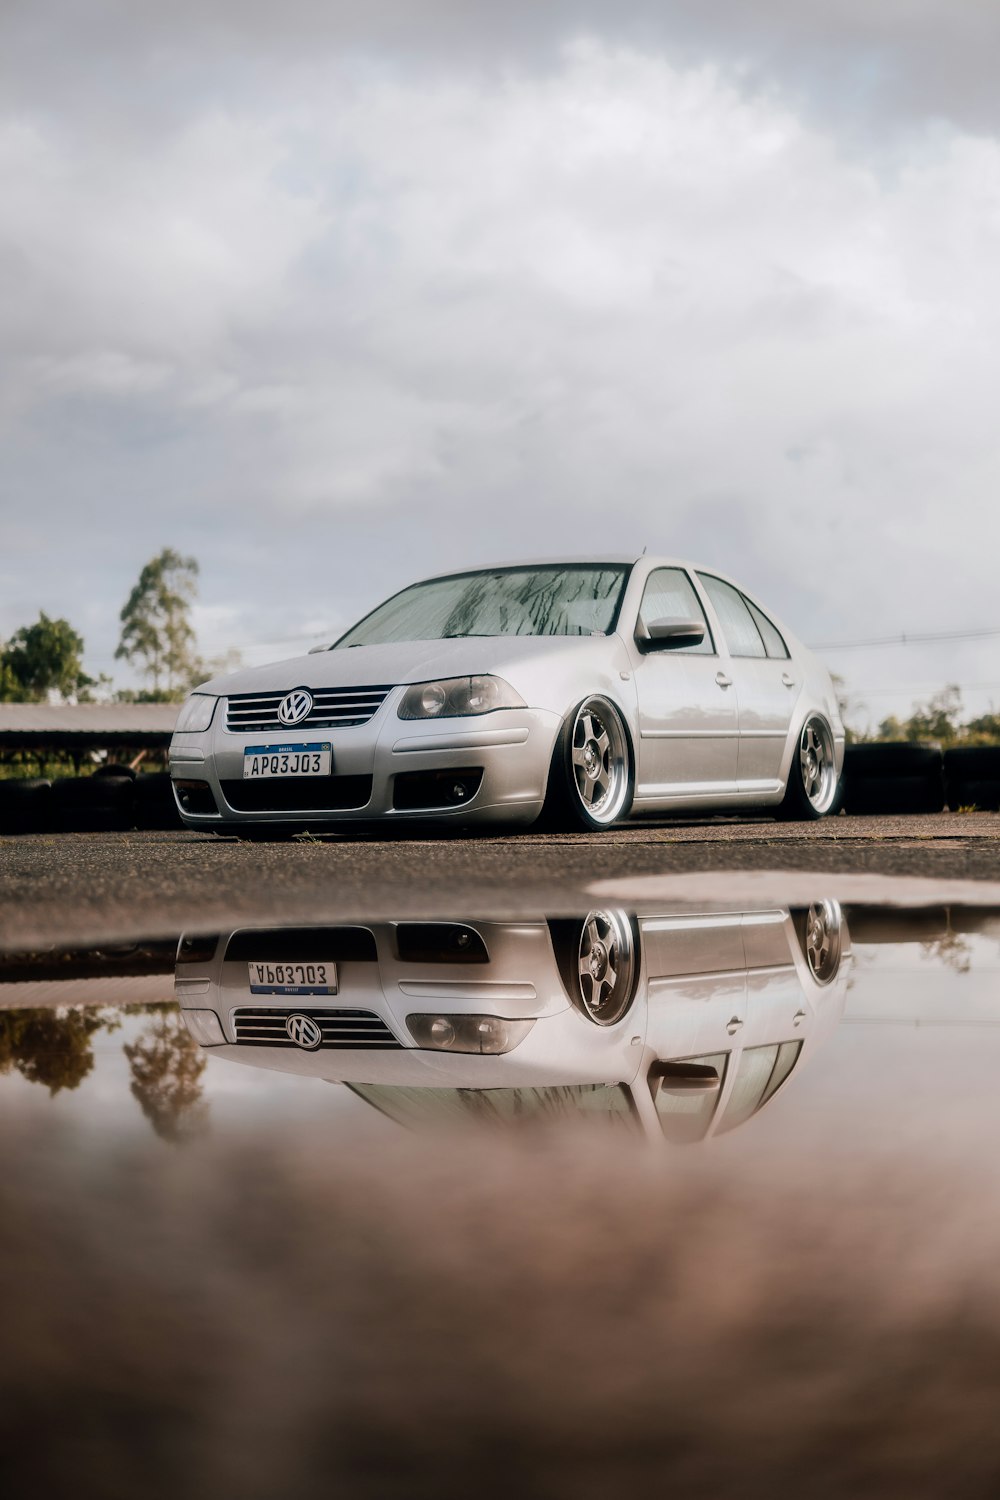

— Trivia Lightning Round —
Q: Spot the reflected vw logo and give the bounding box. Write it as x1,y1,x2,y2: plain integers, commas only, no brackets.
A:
286,1013,323,1050
278,688,313,726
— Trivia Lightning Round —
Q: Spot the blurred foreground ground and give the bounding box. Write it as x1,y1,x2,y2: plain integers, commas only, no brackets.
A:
3,1125,999,1500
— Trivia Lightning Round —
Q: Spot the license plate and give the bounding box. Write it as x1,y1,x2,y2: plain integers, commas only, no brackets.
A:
243,742,332,779
248,961,339,995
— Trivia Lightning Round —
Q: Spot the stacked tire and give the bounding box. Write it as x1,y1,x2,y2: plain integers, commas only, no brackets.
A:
841,743,945,815
134,772,183,829
0,778,52,835
50,768,136,832
944,747,1000,812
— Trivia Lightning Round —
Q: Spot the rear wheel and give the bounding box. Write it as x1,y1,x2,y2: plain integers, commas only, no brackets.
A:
779,716,841,820
543,695,634,831
791,900,844,983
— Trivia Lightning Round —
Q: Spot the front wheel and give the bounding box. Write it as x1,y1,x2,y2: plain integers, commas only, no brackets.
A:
779,716,842,820
543,695,634,831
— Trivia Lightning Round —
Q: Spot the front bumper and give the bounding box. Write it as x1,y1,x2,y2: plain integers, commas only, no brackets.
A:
169,696,562,829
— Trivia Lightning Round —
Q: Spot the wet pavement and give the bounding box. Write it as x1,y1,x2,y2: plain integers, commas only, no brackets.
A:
3,813,1000,947
7,866,1000,1496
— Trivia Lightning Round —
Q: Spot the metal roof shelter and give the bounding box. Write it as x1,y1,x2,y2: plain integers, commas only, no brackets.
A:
0,703,177,750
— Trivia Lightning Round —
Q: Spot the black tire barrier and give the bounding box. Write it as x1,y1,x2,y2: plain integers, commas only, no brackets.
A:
134,772,184,830
94,763,137,780
944,747,1000,811
844,906,951,945
842,742,944,815
0,778,52,835
50,774,136,833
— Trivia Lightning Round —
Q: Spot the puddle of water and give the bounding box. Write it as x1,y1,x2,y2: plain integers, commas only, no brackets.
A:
5,894,1000,1498
3,899,999,1156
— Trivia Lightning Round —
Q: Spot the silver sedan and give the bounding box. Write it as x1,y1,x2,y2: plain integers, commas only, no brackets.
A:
169,556,845,834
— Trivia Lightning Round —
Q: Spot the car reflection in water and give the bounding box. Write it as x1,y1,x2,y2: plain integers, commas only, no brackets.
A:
176,902,850,1142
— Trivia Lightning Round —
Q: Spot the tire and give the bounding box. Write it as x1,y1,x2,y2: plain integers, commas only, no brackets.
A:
944,747,1000,811
50,775,135,832
790,901,844,983
543,695,634,831
134,772,184,830
842,743,944,815
0,778,52,835
779,716,842,820
548,910,640,1024
847,742,942,777
844,906,950,945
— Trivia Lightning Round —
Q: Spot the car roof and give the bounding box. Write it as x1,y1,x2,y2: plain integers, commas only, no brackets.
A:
412,555,654,582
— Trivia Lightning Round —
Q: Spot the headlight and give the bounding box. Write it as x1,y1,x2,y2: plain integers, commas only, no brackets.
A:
407,1013,535,1055
173,693,218,733
397,676,524,720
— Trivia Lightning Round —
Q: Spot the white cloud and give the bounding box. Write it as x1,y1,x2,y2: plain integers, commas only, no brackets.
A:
2,33,1000,719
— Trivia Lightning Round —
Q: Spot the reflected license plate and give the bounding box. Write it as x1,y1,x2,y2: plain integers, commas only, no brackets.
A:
243,742,332,779
248,961,339,996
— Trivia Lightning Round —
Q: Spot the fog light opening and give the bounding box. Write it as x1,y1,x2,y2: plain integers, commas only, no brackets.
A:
173,779,218,816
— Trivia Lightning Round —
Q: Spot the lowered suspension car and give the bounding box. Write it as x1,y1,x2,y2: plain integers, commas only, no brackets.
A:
169,557,845,834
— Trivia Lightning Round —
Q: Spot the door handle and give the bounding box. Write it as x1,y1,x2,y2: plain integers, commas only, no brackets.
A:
781,673,796,688
793,1009,807,1027
726,1016,743,1036
715,671,732,688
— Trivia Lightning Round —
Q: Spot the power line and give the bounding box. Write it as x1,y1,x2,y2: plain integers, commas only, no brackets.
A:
811,625,1000,651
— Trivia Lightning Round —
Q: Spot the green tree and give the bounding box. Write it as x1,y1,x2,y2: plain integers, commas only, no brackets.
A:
115,548,201,699
964,712,1000,745
904,685,963,744
0,612,93,702
0,1008,112,1094
123,1011,208,1142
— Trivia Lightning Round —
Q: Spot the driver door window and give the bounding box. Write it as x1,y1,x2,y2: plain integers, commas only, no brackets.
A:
638,569,714,654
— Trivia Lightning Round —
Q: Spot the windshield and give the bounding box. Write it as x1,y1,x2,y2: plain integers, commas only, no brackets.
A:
335,564,632,647
347,1082,636,1130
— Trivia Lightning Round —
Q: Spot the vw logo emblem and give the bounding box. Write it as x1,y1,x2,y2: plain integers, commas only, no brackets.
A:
286,1013,323,1050
278,688,313,726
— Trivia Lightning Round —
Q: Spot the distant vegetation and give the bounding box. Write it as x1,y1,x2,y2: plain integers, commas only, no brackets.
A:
0,547,210,706
841,684,1000,746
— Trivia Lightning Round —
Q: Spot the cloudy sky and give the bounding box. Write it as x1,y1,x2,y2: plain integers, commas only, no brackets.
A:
2,1,999,727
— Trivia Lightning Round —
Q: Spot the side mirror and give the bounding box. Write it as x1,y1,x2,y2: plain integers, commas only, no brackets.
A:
635,617,706,653
649,1061,721,1095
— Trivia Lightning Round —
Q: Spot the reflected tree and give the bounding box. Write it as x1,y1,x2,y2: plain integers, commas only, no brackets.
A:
123,1010,208,1142
0,1008,116,1094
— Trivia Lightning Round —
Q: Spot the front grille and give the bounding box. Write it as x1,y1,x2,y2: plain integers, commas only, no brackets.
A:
232,1007,401,1049
225,687,393,733
221,776,373,812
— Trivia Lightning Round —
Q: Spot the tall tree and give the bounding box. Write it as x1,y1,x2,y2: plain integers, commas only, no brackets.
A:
116,548,201,698
123,1011,207,1142
0,612,92,702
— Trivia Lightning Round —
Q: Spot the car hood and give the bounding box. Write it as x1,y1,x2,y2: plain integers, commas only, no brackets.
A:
198,634,619,698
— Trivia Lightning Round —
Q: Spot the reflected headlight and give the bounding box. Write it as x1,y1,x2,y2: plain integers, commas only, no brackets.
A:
180,1009,225,1047
397,676,524,720
174,693,218,733
407,1013,535,1054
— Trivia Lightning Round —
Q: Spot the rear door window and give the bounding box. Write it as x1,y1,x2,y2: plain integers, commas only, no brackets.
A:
744,598,790,660
697,575,766,659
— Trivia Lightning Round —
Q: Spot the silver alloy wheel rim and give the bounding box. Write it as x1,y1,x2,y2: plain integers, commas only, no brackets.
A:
804,899,842,984
799,717,837,814
570,698,630,825
577,910,636,1024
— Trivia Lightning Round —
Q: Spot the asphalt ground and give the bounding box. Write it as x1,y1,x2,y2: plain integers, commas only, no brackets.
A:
3,812,1000,948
